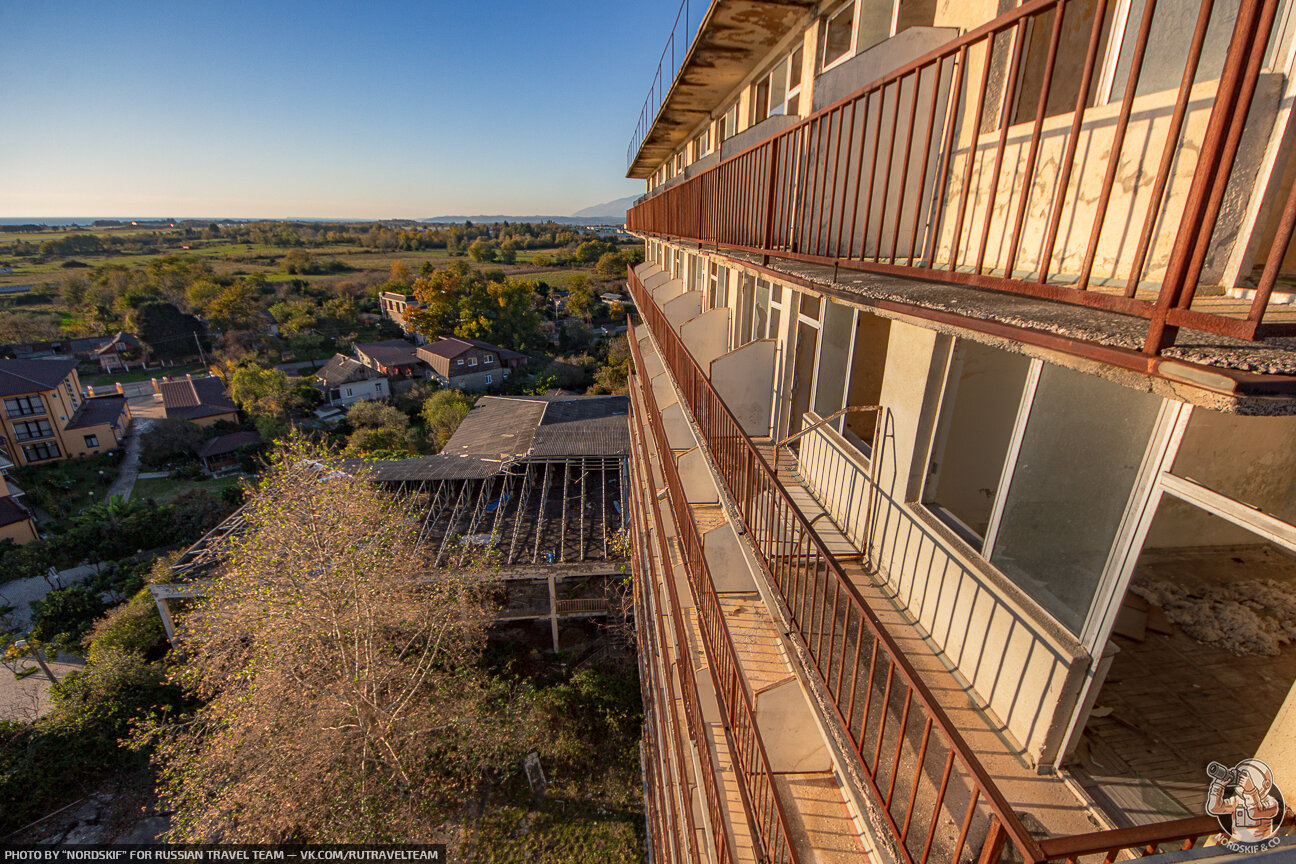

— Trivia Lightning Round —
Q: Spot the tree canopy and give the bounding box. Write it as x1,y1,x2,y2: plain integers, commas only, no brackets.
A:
138,442,533,842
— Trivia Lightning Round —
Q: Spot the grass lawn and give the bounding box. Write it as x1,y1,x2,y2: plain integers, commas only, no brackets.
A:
88,361,206,387
12,452,121,517
133,474,244,506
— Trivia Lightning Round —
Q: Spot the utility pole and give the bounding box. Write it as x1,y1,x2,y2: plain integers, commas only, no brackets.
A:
193,331,208,369
14,640,57,684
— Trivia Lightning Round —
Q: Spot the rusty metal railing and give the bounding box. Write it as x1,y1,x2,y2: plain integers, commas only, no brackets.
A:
629,418,738,864
627,264,1296,861
629,322,801,864
629,264,1036,864
628,0,1296,354
628,0,705,172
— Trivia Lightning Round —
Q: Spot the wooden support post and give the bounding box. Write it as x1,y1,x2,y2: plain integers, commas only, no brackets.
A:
548,571,560,653
508,464,535,565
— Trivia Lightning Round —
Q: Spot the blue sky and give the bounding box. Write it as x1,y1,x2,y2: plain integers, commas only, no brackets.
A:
0,1,671,219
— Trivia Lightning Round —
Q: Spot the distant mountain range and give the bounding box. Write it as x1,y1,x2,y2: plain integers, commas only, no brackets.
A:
422,194,640,226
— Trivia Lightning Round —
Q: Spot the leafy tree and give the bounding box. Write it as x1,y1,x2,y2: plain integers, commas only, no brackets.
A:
590,335,630,396
135,442,533,842
31,587,109,654
205,281,263,332
130,302,206,361
422,390,475,449
565,275,600,323
345,400,416,457
574,239,612,264
468,238,498,263
139,419,206,469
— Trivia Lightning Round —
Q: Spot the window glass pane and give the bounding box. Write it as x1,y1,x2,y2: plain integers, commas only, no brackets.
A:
844,313,891,448
799,292,821,318
770,58,789,113
813,301,854,417
737,275,755,344
1110,0,1240,98
924,341,1031,545
1172,409,1296,525
789,46,804,89
990,365,1161,634
824,5,854,66
769,307,782,341
753,280,770,338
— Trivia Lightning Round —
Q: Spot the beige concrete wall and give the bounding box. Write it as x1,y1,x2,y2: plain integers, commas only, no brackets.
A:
64,421,124,457
0,512,38,545
664,292,703,331
680,308,731,367
932,76,1282,287
711,340,777,438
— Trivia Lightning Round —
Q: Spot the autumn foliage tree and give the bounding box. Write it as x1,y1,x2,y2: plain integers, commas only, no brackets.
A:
138,441,534,842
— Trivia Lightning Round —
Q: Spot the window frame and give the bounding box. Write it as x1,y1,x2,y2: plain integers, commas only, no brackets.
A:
83,434,99,448
919,344,1175,641
820,1,858,73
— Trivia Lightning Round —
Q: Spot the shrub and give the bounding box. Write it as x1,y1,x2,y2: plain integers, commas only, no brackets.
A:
30,587,108,654
140,419,205,469
85,588,166,664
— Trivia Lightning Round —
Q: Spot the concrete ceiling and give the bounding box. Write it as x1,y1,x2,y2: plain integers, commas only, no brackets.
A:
628,0,818,179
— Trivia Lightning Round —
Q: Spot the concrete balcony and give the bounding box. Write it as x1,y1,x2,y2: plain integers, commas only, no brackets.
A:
624,263,1287,862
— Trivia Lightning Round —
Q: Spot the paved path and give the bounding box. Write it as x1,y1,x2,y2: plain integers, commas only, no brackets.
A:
0,655,84,721
106,419,150,501
0,562,105,629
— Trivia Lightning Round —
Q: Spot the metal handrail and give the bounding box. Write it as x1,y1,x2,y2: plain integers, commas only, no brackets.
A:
626,263,1296,861
629,316,801,864
627,265,1042,864
775,405,881,450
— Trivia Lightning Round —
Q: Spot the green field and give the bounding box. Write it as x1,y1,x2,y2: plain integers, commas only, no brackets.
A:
133,474,244,505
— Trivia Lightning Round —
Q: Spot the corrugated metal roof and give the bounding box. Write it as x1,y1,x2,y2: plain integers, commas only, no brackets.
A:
342,454,504,481
532,396,630,457
442,397,547,458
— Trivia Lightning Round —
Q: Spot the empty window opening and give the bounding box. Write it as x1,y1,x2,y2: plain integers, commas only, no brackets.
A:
1071,500,1296,825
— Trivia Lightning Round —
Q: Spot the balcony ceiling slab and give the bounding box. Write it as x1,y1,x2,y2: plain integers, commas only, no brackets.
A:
628,0,816,179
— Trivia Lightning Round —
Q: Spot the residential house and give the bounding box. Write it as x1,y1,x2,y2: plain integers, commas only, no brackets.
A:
157,375,239,427
353,339,424,377
417,337,527,392
91,331,142,373
196,431,262,474
0,358,131,467
623,2,1296,863
313,353,389,406
378,291,421,334
0,453,37,545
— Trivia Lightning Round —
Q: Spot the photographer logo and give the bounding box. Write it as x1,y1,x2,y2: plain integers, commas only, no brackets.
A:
1206,759,1285,853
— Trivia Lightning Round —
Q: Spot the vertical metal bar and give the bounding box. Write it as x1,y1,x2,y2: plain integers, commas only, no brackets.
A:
1123,0,1216,297
1004,2,1067,279
1078,0,1160,289
974,19,1027,276
1251,169,1296,322
1036,0,1111,283
924,46,969,270
886,688,914,806
949,38,996,271
890,65,925,263
847,91,872,259
921,751,958,864
835,99,860,257
901,718,934,842
873,80,905,260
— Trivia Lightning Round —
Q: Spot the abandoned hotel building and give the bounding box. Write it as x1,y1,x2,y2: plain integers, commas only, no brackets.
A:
622,0,1296,862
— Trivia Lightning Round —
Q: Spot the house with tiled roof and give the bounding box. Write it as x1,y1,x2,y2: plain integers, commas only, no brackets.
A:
0,452,37,545
352,339,423,377
0,358,131,467
157,375,239,427
416,337,528,392
313,354,389,406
